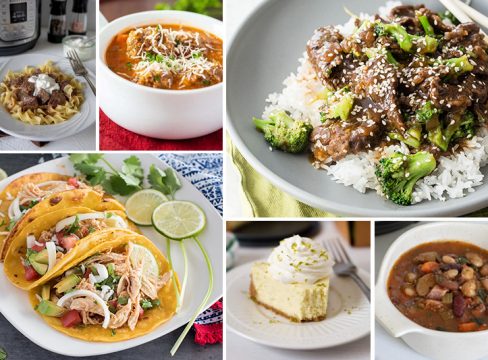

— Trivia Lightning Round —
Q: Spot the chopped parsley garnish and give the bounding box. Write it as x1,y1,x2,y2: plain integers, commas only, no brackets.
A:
126,62,132,70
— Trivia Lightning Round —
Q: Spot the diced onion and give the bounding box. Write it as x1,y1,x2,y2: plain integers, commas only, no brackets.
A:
45,241,56,272
6,192,13,201
26,235,36,249
57,290,111,329
35,294,42,302
88,263,108,284
100,285,114,301
55,213,104,233
34,240,44,247
106,214,128,229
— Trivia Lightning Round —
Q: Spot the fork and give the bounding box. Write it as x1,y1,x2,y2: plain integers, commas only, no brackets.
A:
67,49,96,95
327,236,370,301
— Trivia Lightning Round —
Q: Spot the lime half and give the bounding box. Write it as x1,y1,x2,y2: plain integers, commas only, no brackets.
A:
152,201,206,240
129,243,159,278
0,168,7,181
125,189,168,226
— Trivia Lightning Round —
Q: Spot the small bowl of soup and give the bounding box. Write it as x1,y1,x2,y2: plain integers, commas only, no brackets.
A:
98,10,223,140
376,222,488,360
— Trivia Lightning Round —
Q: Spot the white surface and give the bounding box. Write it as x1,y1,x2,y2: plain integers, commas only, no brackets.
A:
225,0,263,217
0,27,96,150
375,222,488,360
99,11,223,140
226,225,371,359
0,54,95,142
0,154,223,357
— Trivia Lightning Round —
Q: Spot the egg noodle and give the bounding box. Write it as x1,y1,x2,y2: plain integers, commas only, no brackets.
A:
0,61,84,125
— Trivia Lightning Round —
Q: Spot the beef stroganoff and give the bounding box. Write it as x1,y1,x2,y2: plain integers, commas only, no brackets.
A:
0,61,84,125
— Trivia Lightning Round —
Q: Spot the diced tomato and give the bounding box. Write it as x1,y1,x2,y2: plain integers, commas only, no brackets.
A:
24,265,40,281
67,177,79,188
59,234,78,250
83,268,92,279
60,310,82,328
31,243,45,252
139,308,144,319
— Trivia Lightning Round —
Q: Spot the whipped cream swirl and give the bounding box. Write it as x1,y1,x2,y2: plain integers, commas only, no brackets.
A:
268,235,333,284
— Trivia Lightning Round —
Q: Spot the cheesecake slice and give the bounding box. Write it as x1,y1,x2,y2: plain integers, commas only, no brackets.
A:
249,235,333,322
250,262,330,322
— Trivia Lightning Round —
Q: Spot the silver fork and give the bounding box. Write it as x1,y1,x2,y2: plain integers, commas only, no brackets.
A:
327,236,370,301
67,49,96,95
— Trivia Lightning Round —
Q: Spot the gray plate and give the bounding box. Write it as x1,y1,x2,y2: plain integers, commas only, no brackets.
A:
227,0,488,217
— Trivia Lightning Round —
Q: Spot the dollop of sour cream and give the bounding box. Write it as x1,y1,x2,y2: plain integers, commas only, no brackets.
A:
268,235,333,284
28,74,60,96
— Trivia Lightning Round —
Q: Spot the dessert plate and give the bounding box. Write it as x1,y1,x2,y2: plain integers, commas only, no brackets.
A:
226,261,370,350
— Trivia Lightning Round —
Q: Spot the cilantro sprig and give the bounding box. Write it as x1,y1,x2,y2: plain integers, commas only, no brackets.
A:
69,154,182,198
148,165,182,200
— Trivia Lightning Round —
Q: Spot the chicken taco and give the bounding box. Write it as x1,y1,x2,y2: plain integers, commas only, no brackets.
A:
0,176,124,260
29,231,177,342
4,207,137,290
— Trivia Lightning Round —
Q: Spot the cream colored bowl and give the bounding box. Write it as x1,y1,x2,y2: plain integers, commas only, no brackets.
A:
376,222,488,360
98,11,223,140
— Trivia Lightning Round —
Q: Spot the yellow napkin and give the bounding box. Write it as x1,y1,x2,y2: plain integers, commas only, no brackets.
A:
229,139,488,218
228,140,335,217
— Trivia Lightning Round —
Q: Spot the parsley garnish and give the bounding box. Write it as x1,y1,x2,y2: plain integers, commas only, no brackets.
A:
155,0,222,16
126,62,132,70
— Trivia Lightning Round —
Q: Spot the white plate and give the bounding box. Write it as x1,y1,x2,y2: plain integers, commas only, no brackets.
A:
0,53,95,141
226,261,370,350
0,154,223,357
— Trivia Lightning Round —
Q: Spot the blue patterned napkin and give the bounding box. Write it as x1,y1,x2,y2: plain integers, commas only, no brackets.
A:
158,153,223,215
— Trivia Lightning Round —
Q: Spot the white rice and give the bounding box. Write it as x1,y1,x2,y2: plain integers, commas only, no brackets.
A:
261,1,488,204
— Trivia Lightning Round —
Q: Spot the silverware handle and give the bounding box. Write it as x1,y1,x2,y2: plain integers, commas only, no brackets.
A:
83,74,96,95
349,272,370,302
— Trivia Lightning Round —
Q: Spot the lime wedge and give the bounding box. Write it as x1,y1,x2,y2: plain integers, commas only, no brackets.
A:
152,201,206,240
129,243,159,279
125,189,168,226
0,168,7,181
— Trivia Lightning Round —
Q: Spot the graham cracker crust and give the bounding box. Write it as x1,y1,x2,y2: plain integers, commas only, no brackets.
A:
249,276,326,323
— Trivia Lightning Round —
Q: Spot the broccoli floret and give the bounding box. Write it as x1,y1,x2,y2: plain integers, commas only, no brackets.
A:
415,102,448,150
374,22,438,54
375,151,436,205
453,111,476,140
417,13,435,36
324,90,354,121
412,35,438,54
375,23,413,52
444,111,477,143
389,124,422,149
439,11,460,25
416,101,439,123
365,47,400,66
443,55,474,75
253,111,313,153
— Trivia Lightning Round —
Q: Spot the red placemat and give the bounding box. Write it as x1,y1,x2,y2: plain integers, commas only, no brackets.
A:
99,109,223,151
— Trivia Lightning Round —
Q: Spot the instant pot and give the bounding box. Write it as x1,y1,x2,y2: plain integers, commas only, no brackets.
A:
0,0,41,55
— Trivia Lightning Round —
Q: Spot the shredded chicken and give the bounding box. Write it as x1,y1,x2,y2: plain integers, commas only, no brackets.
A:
18,182,73,206
109,299,132,328
127,294,141,331
69,297,105,316
141,272,170,300
38,229,54,243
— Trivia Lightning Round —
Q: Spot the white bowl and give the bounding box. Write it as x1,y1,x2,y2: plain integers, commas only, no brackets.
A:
98,10,223,140
376,222,488,360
